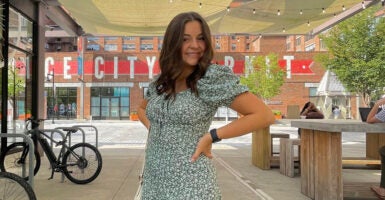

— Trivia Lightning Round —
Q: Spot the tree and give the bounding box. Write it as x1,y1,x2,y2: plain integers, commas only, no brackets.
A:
317,5,385,106
240,53,285,101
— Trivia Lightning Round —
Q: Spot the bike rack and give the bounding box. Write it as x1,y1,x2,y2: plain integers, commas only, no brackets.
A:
0,133,35,187
44,129,66,150
72,125,99,149
53,126,86,147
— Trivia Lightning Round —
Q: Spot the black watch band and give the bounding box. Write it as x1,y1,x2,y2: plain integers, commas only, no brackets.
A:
209,129,221,143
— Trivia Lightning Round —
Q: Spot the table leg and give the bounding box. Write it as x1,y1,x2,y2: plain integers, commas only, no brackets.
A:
301,129,343,200
252,127,271,170
366,133,385,159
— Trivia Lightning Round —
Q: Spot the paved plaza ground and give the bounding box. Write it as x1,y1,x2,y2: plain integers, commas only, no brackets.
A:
24,119,380,199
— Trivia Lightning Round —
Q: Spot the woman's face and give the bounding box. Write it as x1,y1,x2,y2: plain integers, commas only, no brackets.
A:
181,20,206,68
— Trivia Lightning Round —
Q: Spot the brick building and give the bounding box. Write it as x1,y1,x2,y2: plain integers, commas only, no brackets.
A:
44,34,360,120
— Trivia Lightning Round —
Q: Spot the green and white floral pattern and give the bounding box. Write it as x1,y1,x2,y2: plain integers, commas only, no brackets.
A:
142,64,248,200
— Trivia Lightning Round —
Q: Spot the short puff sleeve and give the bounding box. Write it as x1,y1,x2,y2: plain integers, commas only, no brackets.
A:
197,64,248,107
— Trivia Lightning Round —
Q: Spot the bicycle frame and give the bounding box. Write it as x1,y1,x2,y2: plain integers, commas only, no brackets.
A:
27,127,83,180
30,130,64,166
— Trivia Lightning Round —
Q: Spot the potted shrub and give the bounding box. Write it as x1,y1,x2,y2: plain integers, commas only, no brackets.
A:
130,111,139,121
272,110,282,119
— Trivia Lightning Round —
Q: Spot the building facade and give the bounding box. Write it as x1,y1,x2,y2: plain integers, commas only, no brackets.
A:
44,34,363,120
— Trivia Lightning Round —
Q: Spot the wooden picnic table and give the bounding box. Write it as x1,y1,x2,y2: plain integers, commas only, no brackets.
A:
251,120,292,170
291,119,385,200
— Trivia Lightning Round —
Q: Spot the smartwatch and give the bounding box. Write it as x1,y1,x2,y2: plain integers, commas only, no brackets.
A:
209,129,221,143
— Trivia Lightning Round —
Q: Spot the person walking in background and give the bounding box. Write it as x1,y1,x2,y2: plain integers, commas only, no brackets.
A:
368,98,385,198
137,11,275,199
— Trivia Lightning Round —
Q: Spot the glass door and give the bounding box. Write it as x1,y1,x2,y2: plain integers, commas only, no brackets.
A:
101,97,110,118
101,97,120,119
110,97,120,118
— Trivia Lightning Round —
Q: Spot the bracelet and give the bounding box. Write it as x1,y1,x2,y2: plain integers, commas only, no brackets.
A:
209,129,221,143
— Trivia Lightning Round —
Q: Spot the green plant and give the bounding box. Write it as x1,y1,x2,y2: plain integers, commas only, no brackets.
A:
240,53,285,101
272,110,281,115
316,4,385,106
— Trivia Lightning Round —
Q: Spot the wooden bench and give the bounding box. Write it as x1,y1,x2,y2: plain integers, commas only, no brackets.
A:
279,138,300,177
270,133,290,156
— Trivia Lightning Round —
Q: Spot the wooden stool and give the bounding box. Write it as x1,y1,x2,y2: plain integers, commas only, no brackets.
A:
270,133,290,156
280,138,301,177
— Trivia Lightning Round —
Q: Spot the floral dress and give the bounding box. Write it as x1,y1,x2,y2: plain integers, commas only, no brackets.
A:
142,64,248,200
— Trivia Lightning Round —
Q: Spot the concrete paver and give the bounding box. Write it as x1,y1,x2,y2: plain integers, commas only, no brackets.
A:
27,120,381,199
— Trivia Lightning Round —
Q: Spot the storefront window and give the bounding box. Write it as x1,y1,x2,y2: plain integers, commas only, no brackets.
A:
91,87,130,120
7,8,33,133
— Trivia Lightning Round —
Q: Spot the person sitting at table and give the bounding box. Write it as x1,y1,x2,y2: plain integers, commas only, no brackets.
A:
297,102,324,138
368,98,385,198
300,101,324,119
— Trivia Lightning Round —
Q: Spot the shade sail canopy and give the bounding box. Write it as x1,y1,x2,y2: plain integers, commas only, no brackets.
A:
57,0,379,36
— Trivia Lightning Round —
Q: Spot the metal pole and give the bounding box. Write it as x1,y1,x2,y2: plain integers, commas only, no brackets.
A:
52,68,55,124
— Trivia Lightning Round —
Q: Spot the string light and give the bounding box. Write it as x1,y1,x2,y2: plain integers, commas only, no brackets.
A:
183,2,364,34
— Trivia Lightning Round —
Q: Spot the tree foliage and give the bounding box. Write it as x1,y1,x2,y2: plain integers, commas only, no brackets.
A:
240,53,285,100
317,5,385,106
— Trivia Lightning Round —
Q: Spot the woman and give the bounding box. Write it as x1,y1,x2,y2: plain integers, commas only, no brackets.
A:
137,11,275,199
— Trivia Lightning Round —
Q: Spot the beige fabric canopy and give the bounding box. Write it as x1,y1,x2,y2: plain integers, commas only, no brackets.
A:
57,0,378,36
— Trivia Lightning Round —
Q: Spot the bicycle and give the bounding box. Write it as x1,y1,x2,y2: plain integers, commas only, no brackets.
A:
0,118,103,184
0,171,37,200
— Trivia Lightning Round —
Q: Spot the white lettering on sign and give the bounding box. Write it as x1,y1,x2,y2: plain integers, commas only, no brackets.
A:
283,55,294,79
127,56,137,79
224,56,234,70
114,56,118,79
44,54,304,80
244,56,255,77
95,56,104,79
146,56,156,79
63,57,72,79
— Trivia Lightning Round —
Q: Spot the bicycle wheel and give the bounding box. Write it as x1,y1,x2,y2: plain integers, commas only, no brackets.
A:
62,143,102,184
0,171,37,200
0,142,41,180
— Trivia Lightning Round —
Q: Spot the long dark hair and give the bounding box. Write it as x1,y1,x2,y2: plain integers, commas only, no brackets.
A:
300,101,311,114
156,12,214,100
